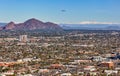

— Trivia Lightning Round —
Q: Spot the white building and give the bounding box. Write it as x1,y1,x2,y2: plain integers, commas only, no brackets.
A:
19,35,28,42
105,70,118,75
92,56,105,62
61,73,72,76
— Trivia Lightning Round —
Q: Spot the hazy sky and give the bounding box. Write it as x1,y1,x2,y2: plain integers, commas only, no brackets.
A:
0,0,120,24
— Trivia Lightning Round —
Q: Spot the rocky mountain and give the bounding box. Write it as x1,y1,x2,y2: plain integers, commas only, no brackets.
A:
3,22,15,30
1,18,62,31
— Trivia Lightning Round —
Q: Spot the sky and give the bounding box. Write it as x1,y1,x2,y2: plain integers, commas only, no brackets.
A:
0,0,120,24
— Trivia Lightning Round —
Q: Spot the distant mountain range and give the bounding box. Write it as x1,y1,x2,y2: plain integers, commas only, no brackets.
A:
0,18,62,31
60,24,120,30
0,23,7,26
1,19,120,31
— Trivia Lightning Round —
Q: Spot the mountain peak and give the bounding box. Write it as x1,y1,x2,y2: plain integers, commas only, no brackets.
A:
8,21,15,25
1,18,62,31
24,18,43,23
3,21,15,30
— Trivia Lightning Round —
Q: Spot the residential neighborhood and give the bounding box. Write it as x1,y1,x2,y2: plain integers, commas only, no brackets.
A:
0,30,120,76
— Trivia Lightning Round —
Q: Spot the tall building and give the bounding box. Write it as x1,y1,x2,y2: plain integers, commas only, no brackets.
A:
19,35,28,42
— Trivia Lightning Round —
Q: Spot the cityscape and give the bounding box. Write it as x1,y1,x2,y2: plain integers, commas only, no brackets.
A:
0,0,120,76
0,30,120,76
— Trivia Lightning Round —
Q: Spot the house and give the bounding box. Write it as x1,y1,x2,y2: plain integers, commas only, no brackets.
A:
104,70,118,75
0,71,14,76
100,61,114,68
38,69,50,73
84,66,96,71
92,56,104,62
61,73,72,76
74,60,91,64
50,64,64,69
17,58,33,62
23,74,33,76
89,72,98,76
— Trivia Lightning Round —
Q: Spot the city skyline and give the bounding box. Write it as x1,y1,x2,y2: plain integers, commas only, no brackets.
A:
0,0,120,24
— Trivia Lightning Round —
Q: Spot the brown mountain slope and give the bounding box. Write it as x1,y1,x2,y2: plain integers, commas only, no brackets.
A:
1,18,62,31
